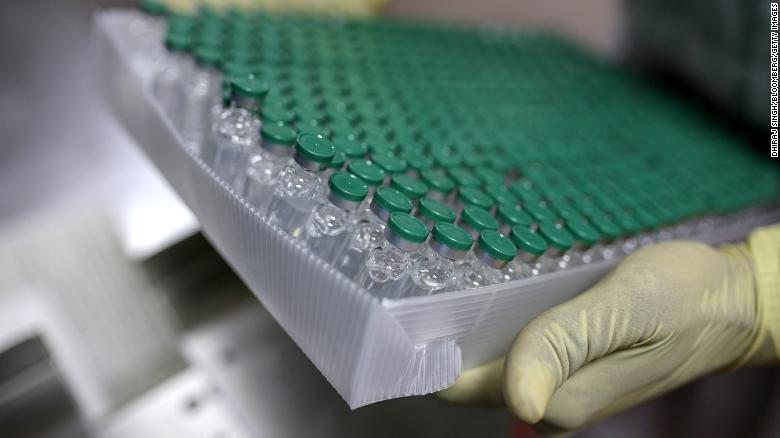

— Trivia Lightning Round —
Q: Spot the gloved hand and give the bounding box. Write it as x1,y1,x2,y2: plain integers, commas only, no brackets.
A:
440,228,780,433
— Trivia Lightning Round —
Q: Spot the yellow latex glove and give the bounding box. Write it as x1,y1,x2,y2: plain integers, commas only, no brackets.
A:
441,224,780,432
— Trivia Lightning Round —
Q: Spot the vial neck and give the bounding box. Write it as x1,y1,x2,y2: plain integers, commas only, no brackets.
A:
427,190,448,202
517,250,540,264
571,240,588,251
291,160,317,176
327,193,361,212
430,249,452,264
260,139,292,157
293,152,325,173
384,228,422,253
418,215,436,232
169,51,190,63
474,247,508,270
544,246,567,258
231,93,261,112
460,223,480,241
370,202,393,222
430,239,466,261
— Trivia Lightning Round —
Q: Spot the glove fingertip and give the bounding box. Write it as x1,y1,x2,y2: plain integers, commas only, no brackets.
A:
504,361,555,424
438,358,504,405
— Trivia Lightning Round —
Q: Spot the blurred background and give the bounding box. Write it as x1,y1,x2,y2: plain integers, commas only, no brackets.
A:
0,1,774,437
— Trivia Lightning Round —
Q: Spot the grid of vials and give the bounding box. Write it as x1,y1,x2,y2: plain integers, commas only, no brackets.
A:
145,5,780,300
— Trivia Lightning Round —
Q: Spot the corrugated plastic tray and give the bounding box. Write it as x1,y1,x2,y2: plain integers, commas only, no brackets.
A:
93,10,780,408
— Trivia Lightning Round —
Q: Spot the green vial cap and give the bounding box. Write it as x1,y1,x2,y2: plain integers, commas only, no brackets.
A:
202,27,226,41
633,206,661,229
433,223,473,252
614,211,643,235
537,220,575,252
329,172,368,203
473,168,505,187
194,46,222,67
524,202,557,222
164,33,191,52
576,201,601,219
374,187,414,214
297,105,326,123
260,122,297,145
391,174,428,200
167,13,195,28
510,226,548,256
362,125,392,145
400,150,434,173
295,134,335,164
294,104,325,123
330,125,360,143
388,212,429,244
368,140,396,157
347,159,385,187
372,153,407,175
486,154,513,174
566,217,600,246
420,169,456,195
555,205,586,223
461,206,499,232
484,184,518,207
545,190,570,208
432,147,462,168
417,198,457,224
261,103,294,124
139,0,166,15
328,150,346,169
298,123,331,139
496,204,532,227
222,61,256,78
590,213,623,240
336,139,368,158
478,230,517,262
652,202,677,225
231,75,270,100
509,181,538,199
449,168,481,188
458,187,493,210
517,188,543,205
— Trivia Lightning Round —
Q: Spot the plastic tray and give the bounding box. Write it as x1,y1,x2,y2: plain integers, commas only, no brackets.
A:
93,10,780,408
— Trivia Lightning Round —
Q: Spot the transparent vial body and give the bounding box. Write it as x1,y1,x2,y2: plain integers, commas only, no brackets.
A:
402,246,456,297
152,52,192,130
533,245,568,274
210,107,260,192
180,67,222,155
303,201,355,264
451,252,504,291
122,13,166,79
503,252,541,281
266,162,322,238
336,212,386,281
200,99,231,164
358,242,426,300
244,151,290,214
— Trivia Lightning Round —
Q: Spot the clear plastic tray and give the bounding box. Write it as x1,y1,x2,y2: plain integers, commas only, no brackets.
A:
93,10,780,408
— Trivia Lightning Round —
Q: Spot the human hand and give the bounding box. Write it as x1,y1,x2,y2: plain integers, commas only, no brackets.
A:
441,240,776,432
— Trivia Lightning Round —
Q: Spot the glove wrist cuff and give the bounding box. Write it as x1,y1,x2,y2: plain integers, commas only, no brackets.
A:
743,224,780,365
